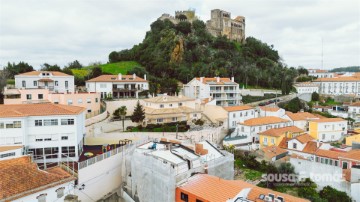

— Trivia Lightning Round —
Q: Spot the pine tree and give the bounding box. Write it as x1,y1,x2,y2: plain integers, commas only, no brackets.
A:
131,101,145,125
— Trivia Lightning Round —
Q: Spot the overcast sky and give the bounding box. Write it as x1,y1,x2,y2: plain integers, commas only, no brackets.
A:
0,0,359,70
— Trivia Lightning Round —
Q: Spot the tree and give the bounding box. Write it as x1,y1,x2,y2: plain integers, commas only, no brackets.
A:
4,61,34,78
312,92,320,101
66,60,83,69
109,51,119,63
319,186,351,202
297,66,309,75
89,66,102,79
297,178,322,201
113,106,127,132
41,63,61,71
131,101,145,125
176,21,191,35
0,69,11,104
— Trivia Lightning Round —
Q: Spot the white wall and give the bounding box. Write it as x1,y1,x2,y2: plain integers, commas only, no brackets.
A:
228,109,257,129
15,74,74,93
0,147,23,160
316,121,347,142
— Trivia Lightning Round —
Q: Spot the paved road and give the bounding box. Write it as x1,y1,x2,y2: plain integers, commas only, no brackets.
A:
246,93,297,107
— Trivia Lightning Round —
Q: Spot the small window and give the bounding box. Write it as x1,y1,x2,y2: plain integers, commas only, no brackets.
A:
157,118,163,123
26,94,32,100
34,81,38,86
22,80,26,87
37,193,47,202
87,109,91,113
172,117,177,122
293,143,297,149
56,187,65,198
78,99,83,104
95,98,99,103
61,136,68,140
196,200,203,202
14,121,21,128
38,94,43,99
87,98,91,103
180,193,188,202
0,123,4,129
44,119,58,126
35,120,42,126
61,119,74,125
169,104,172,107
160,104,164,108
178,102,183,106
65,81,68,88
68,99,73,105
55,81,59,86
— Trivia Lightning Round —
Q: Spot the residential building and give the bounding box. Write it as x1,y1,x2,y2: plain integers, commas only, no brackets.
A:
308,69,335,78
294,82,319,94
15,71,74,93
259,126,304,149
0,145,23,160
258,106,285,117
0,156,75,202
223,105,256,129
3,88,101,115
175,174,309,202
85,73,149,99
261,146,288,162
284,111,320,131
346,133,360,146
223,116,292,150
183,77,242,106
143,94,202,125
313,74,360,95
309,118,348,142
0,103,86,164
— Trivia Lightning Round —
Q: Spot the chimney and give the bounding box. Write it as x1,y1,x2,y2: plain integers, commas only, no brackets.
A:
133,73,136,79
231,76,234,82
144,74,147,80
200,77,204,83
216,77,220,82
118,73,122,80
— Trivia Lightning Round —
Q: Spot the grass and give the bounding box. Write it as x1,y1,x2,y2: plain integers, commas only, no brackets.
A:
243,169,263,180
71,69,90,79
6,79,15,85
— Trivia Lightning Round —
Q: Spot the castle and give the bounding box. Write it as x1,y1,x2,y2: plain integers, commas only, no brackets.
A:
158,9,245,43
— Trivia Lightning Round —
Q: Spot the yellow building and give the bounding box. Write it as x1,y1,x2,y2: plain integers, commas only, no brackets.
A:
346,134,360,146
259,126,304,149
309,118,347,142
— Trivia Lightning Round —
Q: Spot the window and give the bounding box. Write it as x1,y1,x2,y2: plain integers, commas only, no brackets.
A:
22,80,26,87
44,147,58,159
100,84,106,88
178,103,183,106
44,119,58,126
38,94,43,99
68,99,73,105
335,160,339,166
193,114,197,117
172,117,177,122
180,193,188,202
35,120,42,126
160,104,164,108
56,187,65,198
233,113,236,118
14,121,21,128
293,143,297,149
78,99,83,104
157,118,163,123
44,138,52,141
65,81,68,88
0,152,15,158
87,109,92,113
322,134,325,140
34,81,38,86
26,94,32,100
271,138,275,144
0,122,3,129
61,136,68,140
87,98,91,103
36,193,47,202
55,81,58,86
61,119,74,125
329,159,333,165
95,98,99,103
264,137,268,144
36,138,43,142
62,146,75,157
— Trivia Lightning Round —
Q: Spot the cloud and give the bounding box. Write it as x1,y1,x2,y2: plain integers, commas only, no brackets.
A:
0,0,359,69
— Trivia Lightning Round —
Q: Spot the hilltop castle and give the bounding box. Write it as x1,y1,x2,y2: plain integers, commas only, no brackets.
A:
158,9,245,43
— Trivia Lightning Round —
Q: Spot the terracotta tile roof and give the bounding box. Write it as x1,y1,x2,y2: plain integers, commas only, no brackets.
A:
314,76,360,82
302,141,321,154
260,126,304,137
242,116,290,126
313,105,332,109
223,105,253,112
293,82,319,87
0,156,75,200
278,137,290,149
349,102,360,107
294,134,315,144
38,78,54,82
259,106,281,112
315,149,343,159
339,149,360,161
0,103,85,118
290,153,307,160
86,74,147,82
310,118,346,123
0,145,23,153
285,112,319,121
177,174,308,202
17,71,71,76
262,146,288,159
195,77,236,85
312,113,327,119
144,95,194,103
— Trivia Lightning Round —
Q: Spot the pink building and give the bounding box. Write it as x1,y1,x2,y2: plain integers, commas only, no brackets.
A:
3,88,101,116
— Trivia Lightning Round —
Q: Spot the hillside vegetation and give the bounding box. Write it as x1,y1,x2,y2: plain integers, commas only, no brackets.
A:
330,66,360,72
109,19,298,94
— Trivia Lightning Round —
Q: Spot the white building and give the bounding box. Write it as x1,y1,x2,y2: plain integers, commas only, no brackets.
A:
143,94,202,125
0,155,75,202
284,112,321,131
0,103,86,164
223,116,292,150
0,145,23,160
258,106,285,117
223,105,256,129
309,118,348,142
86,73,149,99
183,77,242,106
294,82,319,94
15,71,75,93
313,75,360,95
308,69,335,78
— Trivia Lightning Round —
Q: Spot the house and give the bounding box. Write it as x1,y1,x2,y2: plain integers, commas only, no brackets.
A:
223,116,292,150
258,106,285,117
223,105,256,129
284,111,320,131
3,88,101,115
259,126,304,149
15,71,74,93
294,82,319,94
0,103,86,165
0,145,23,160
143,94,202,125
86,73,149,99
261,145,288,161
308,69,335,78
313,74,360,95
175,174,309,202
0,156,75,202
346,133,360,146
309,118,348,142
183,77,242,106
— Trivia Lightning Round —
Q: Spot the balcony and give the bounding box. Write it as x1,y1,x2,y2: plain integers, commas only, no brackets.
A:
112,88,139,92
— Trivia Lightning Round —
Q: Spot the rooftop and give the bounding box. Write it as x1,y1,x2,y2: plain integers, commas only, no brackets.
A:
302,141,322,154
17,71,71,77
285,112,320,121
310,118,345,123
339,149,360,161
294,134,315,144
0,145,23,153
315,149,344,159
86,74,147,82
223,105,253,112
314,76,360,82
0,103,85,118
259,106,281,112
144,95,194,103
242,116,290,126
262,146,288,159
195,77,237,85
260,126,304,137
0,156,75,201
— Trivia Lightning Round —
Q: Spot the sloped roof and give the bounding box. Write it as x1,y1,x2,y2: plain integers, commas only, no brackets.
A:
286,112,319,121
17,71,71,76
0,145,23,153
339,149,360,161
349,102,360,107
315,149,343,159
242,116,290,126
294,134,315,144
260,126,304,137
195,77,236,85
259,106,281,112
223,105,253,112
86,74,147,82
0,156,75,200
314,76,360,82
262,146,288,159
144,95,194,103
302,141,321,154
310,118,345,123
0,103,85,118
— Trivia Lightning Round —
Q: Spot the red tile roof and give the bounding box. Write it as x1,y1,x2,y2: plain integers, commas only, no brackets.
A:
242,116,290,126
294,134,315,144
0,156,75,200
262,146,288,159
223,105,253,112
302,141,321,154
17,71,71,76
195,77,234,84
0,103,85,118
86,74,147,82
310,118,345,123
0,146,23,153
260,126,304,137
259,106,281,112
314,76,360,82
315,149,343,159
339,149,360,161
286,112,319,121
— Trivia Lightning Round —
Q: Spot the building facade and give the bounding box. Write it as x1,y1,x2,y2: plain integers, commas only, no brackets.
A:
309,118,348,142
143,94,202,125
15,71,75,93
183,77,242,106
223,105,256,129
0,103,86,164
259,126,305,149
86,73,149,99
308,69,335,78
314,75,360,95
294,82,319,94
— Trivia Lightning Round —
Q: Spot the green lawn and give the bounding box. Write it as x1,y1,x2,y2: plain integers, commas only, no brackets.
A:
71,69,90,79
